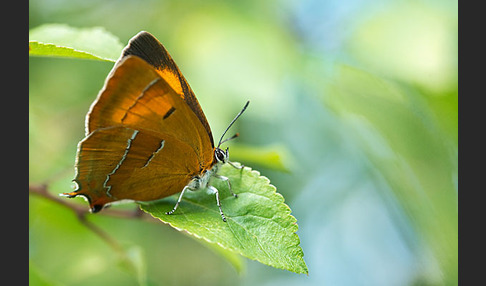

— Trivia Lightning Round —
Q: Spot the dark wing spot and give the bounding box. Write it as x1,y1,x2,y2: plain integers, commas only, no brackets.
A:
163,106,176,120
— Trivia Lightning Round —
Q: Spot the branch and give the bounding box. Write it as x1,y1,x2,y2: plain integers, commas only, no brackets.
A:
29,183,158,261
29,183,153,221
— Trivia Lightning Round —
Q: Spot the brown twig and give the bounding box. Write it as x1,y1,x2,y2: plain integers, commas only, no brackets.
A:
29,183,153,221
76,212,127,255
29,183,158,258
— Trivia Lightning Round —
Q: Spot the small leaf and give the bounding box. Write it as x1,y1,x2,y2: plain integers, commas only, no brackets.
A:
140,164,308,274
29,24,124,62
229,143,293,172
29,41,111,61
117,245,147,286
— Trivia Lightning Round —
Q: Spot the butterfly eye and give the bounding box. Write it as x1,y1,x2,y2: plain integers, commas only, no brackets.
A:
215,148,227,163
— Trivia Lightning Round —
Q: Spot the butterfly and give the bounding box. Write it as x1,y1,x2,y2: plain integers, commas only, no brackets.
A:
62,31,248,222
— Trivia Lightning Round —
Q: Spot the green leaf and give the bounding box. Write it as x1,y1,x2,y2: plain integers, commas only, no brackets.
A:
140,163,308,274
229,143,293,172
29,24,124,62
116,245,147,286
324,65,457,283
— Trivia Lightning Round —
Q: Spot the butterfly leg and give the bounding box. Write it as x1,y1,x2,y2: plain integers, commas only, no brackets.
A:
228,161,245,177
208,185,227,222
166,186,191,215
213,174,238,198
228,161,244,170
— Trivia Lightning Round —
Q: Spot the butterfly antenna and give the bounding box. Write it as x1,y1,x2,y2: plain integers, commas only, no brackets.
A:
217,101,250,148
220,133,239,145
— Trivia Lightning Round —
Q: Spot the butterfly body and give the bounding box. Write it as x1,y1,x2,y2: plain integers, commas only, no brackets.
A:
63,31,247,221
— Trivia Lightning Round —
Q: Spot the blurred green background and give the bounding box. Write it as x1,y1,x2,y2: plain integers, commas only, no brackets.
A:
29,0,458,285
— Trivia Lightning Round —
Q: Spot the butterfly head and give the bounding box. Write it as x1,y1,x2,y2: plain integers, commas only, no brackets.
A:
215,147,229,164
214,101,249,165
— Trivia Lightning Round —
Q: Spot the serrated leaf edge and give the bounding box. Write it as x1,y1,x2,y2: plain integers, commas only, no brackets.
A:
141,166,308,274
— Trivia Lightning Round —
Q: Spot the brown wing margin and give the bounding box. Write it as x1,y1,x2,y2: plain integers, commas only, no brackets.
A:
121,31,214,147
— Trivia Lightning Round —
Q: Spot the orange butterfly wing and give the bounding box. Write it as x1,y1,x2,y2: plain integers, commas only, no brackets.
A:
72,126,199,210
65,33,215,212
119,31,213,146
86,56,213,166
